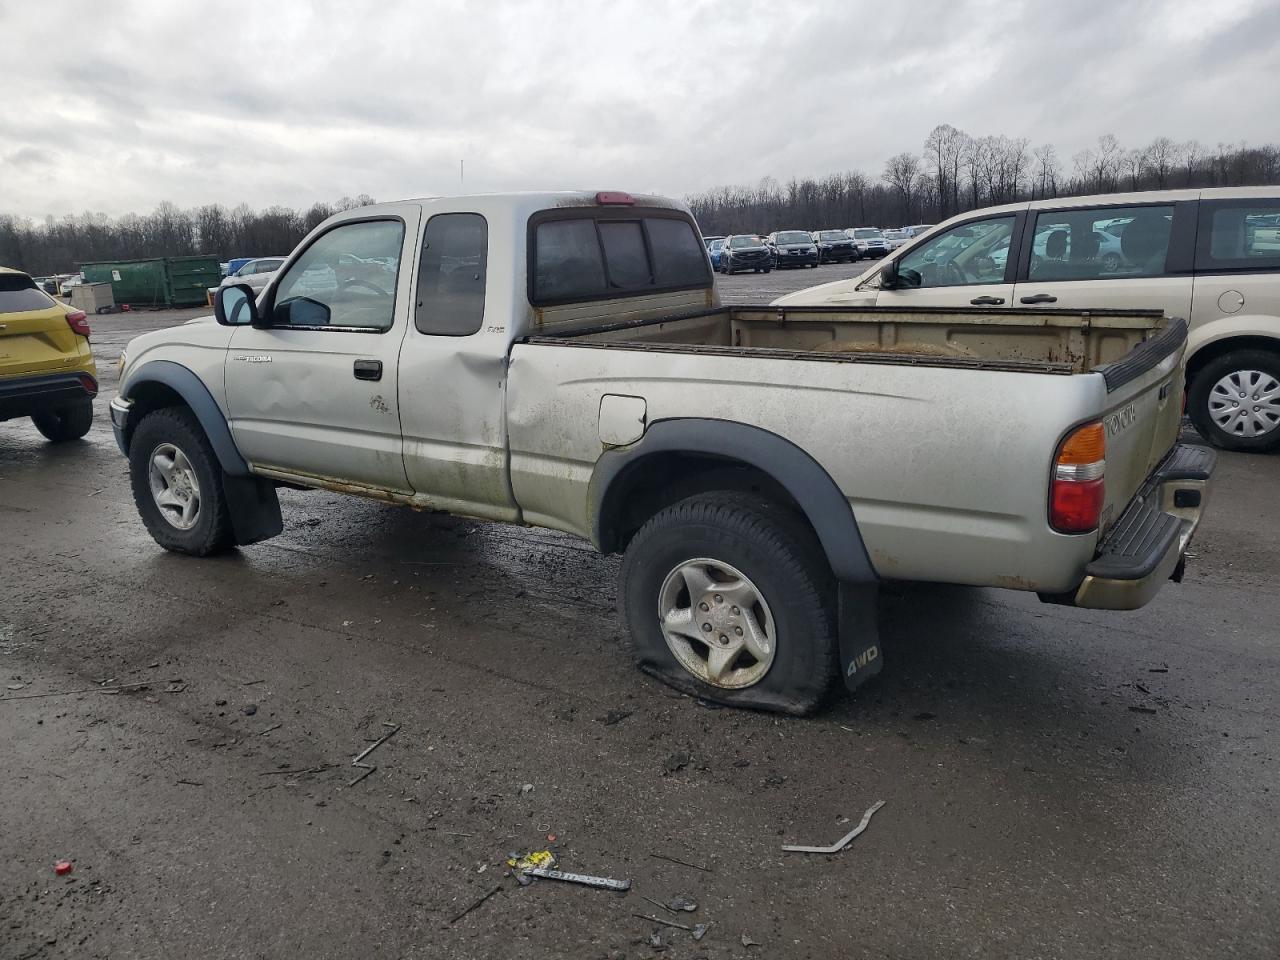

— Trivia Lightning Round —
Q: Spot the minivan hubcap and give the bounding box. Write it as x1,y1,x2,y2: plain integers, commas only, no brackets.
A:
1208,369,1280,437
148,442,202,530
657,558,776,689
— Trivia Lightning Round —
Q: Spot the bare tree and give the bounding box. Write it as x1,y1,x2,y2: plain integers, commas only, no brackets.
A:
1032,143,1061,198
883,152,922,222
1144,137,1180,189
923,123,967,220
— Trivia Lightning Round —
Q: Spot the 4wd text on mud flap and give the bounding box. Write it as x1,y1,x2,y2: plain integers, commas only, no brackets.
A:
847,645,879,676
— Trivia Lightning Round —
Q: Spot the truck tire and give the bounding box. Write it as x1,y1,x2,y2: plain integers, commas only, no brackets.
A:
619,492,838,715
128,407,234,555
31,398,93,442
1187,349,1280,452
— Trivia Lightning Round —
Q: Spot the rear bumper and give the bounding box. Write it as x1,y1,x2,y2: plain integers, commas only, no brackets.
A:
0,371,97,422
1066,444,1216,610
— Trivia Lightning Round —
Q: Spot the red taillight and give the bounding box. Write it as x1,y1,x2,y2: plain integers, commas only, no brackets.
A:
78,373,98,396
595,191,635,205
1050,421,1105,533
66,310,91,338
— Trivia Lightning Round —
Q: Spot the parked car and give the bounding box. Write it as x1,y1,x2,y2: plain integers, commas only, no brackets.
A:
221,257,287,293
720,234,772,274
811,230,858,264
767,230,819,268
57,274,83,297
777,186,1280,452
705,237,726,270
881,229,909,251
0,267,97,441
846,228,889,258
110,190,1212,715
903,224,936,238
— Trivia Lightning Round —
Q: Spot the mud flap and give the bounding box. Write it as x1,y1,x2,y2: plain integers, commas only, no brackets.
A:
838,582,883,692
222,473,283,546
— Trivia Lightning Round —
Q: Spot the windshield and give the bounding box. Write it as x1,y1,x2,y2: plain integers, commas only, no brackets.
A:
0,274,56,313
883,230,905,239
776,231,811,244
818,231,846,241
729,236,761,249
854,229,883,239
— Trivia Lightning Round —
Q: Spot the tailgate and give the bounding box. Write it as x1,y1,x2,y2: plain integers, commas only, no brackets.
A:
0,278,78,378
1092,318,1188,535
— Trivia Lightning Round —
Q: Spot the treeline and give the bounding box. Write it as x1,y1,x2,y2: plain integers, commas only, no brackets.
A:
0,195,375,276
688,126,1280,235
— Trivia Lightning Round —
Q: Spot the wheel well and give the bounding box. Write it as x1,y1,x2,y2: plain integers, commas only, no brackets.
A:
1187,335,1280,385
122,381,188,449
597,452,815,555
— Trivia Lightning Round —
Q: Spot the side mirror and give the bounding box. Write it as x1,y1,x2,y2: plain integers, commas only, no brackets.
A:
879,258,921,290
214,283,260,326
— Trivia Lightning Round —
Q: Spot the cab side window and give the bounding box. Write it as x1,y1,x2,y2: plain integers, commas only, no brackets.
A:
271,219,404,330
894,217,1014,288
1028,205,1174,281
1197,201,1280,271
415,213,488,336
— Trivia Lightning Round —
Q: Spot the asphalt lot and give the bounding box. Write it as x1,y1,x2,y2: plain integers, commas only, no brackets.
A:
1,266,1277,960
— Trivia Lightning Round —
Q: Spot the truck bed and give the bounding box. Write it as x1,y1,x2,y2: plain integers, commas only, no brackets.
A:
525,304,1169,377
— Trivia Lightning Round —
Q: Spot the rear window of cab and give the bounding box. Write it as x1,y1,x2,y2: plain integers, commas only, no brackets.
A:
530,209,712,305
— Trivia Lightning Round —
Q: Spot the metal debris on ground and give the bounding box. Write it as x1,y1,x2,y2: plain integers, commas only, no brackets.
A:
449,884,502,924
1129,704,1159,715
692,923,708,941
348,722,400,787
782,799,886,854
524,867,631,892
632,913,691,931
741,933,760,948
666,894,697,912
649,852,713,873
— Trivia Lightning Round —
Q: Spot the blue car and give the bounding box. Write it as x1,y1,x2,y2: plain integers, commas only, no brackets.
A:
703,236,726,270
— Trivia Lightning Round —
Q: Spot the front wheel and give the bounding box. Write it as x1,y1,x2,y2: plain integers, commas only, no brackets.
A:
1187,349,1280,452
619,492,838,715
31,398,93,442
129,407,234,555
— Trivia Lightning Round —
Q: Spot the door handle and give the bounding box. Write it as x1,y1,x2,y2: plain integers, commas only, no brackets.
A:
1020,293,1058,304
353,359,382,381
969,296,1005,305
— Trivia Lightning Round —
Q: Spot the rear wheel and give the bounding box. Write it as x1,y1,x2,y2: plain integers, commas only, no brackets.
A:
31,398,93,442
1188,349,1280,452
619,492,838,715
129,407,234,555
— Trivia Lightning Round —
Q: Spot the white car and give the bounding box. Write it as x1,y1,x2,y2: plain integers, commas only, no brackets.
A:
777,186,1280,452
881,229,909,251
845,228,889,258
219,257,287,294
903,224,936,238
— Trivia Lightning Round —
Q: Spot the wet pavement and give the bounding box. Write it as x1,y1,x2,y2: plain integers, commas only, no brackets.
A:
1,274,1277,959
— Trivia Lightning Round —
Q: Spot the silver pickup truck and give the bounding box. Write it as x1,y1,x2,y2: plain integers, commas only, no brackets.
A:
110,191,1215,714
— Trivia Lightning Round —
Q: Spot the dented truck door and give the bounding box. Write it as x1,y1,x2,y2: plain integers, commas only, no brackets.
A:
224,210,421,492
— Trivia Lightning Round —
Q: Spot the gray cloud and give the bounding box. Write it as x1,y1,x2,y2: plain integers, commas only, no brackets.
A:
1,0,1276,220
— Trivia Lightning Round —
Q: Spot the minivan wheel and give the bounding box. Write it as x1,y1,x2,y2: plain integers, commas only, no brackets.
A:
1188,349,1280,452
619,492,838,715
31,398,93,442
129,407,234,555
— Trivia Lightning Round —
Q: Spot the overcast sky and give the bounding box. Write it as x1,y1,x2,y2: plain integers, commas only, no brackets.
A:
3,0,1277,220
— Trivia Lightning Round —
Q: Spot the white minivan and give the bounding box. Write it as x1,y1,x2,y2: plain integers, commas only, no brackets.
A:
777,188,1280,452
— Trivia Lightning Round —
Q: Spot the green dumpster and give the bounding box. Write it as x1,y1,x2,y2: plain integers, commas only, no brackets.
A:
80,256,222,307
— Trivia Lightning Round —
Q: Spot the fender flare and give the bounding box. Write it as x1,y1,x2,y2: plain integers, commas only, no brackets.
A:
590,418,877,583
121,359,250,476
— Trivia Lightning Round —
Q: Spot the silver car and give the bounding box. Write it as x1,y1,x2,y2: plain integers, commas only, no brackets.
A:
220,257,288,294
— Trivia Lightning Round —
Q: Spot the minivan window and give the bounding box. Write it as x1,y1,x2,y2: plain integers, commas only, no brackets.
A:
894,216,1014,288
415,213,488,336
1199,202,1280,269
1028,205,1174,281
532,212,710,305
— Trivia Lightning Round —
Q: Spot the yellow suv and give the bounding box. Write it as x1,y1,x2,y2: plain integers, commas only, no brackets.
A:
0,267,98,441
